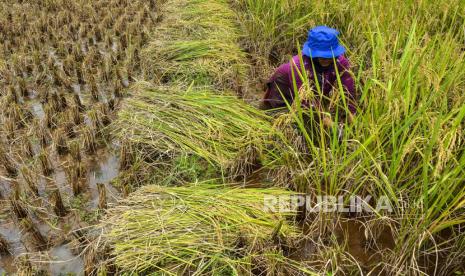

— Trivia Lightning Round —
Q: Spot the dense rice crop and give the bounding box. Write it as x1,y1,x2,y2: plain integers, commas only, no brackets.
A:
233,0,465,275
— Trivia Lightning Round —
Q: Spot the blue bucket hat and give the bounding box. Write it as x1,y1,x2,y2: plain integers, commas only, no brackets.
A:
302,26,345,58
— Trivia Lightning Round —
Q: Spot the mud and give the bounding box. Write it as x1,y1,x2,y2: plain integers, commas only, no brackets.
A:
49,245,84,275
87,150,120,209
336,219,394,266
0,256,16,275
0,150,120,274
0,0,159,272
287,217,395,274
0,221,26,274
30,101,45,120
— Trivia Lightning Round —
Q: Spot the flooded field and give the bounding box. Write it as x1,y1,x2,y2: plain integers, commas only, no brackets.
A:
0,0,157,273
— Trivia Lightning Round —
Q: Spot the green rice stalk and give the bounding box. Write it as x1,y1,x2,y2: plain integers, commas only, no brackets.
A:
234,0,465,273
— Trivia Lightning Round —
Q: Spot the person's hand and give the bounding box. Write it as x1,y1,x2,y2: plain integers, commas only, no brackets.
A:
322,116,333,128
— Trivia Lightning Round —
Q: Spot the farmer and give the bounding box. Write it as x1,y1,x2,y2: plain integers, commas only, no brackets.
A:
261,26,356,127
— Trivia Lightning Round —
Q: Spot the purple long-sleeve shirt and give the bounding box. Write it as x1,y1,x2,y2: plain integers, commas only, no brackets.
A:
262,55,356,114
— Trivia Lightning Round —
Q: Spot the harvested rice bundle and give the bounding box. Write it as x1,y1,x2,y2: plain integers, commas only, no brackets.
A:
117,83,273,176
142,0,247,92
153,0,240,40
100,183,311,275
147,40,247,90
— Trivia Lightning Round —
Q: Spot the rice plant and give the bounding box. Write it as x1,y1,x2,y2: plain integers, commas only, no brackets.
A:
0,234,11,256
117,82,274,180
142,0,248,93
0,0,160,272
99,183,315,275
233,0,465,274
97,183,107,210
50,189,68,217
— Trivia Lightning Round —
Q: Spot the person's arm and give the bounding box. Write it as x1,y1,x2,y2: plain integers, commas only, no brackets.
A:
261,63,293,110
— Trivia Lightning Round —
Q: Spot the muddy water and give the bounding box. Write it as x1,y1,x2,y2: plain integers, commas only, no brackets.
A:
0,221,27,255
30,101,45,120
0,78,121,273
0,0,158,272
72,84,82,95
49,245,84,275
87,150,120,209
0,177,12,199
0,220,26,274
336,219,393,264
40,150,120,275
289,218,395,273
0,147,121,274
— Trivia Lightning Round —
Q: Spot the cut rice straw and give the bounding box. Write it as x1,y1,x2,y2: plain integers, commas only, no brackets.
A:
100,183,316,275
117,81,274,176
142,0,247,92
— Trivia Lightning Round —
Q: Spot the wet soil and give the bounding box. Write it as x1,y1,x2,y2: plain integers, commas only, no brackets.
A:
284,217,395,275
0,0,158,273
0,150,120,274
243,171,396,273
